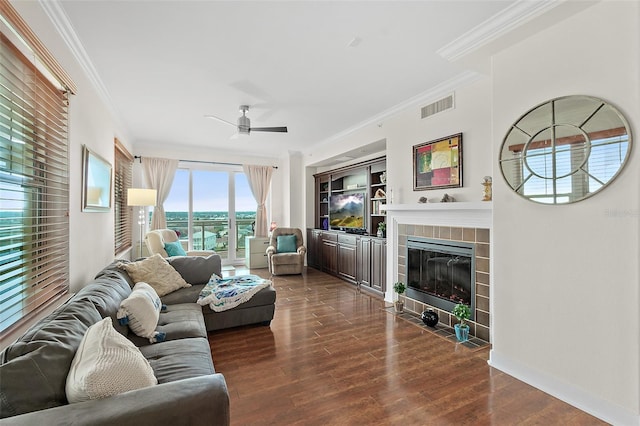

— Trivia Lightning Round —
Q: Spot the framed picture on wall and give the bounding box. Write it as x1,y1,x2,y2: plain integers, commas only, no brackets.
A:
81,145,112,211
413,133,463,191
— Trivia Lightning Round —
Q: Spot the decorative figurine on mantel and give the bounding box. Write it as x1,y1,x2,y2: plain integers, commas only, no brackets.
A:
418,196,428,203
441,193,455,202
482,176,492,201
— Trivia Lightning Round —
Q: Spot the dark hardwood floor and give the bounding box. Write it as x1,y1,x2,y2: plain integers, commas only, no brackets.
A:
209,267,605,425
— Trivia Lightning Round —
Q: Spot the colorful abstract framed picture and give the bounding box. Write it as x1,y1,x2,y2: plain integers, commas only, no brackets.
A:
413,133,463,191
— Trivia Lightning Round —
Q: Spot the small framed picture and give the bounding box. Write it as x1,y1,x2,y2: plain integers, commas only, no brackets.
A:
82,145,112,211
413,133,462,191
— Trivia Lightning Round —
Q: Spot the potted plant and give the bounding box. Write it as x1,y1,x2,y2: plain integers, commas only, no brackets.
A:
377,221,386,238
393,282,406,313
452,303,471,342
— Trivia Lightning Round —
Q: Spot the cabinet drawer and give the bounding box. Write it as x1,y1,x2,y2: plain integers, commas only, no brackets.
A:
246,237,270,253
322,232,338,242
338,234,357,245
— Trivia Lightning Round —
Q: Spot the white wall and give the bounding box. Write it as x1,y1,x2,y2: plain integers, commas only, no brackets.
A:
490,2,640,424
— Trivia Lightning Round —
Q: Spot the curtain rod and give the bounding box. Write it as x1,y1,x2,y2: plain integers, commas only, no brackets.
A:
133,156,277,169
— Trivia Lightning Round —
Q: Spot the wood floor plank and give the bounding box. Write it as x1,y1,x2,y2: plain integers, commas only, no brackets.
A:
209,267,606,425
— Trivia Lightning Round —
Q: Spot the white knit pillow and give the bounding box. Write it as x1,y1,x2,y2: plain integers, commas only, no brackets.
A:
66,317,157,403
118,254,190,296
117,282,165,343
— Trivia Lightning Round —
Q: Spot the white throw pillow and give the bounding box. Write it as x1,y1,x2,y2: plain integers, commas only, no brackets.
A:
118,253,190,296
66,317,157,403
117,282,165,343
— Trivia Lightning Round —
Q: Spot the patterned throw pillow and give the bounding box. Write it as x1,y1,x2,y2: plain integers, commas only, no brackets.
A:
276,235,297,253
164,240,187,257
66,318,157,403
118,254,190,296
117,282,165,343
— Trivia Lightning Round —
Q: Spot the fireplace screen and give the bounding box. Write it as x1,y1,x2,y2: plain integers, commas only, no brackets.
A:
406,237,475,318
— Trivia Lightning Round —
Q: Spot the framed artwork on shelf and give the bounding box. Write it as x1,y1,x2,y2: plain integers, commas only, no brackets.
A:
81,145,112,211
413,133,462,191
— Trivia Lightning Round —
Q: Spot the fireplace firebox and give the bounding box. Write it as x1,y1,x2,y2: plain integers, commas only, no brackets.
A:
406,237,475,320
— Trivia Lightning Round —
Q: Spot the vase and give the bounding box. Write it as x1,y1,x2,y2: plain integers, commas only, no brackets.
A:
454,324,469,342
421,309,439,327
394,300,404,313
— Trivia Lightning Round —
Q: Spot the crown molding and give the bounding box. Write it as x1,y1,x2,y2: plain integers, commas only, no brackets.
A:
39,0,130,140
311,70,482,153
437,0,564,62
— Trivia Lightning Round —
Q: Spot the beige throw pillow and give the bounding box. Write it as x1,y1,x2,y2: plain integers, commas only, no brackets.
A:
117,282,165,343
119,254,190,296
65,317,157,403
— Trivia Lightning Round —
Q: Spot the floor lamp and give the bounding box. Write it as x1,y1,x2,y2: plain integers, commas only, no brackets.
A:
127,188,158,258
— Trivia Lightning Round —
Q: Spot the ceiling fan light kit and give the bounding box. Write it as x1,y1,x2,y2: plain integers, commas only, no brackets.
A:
207,105,287,135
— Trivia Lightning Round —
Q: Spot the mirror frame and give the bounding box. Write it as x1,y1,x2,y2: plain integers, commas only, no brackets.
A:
499,95,632,204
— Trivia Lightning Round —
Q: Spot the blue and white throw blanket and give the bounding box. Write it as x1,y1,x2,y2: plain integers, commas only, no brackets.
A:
197,274,271,312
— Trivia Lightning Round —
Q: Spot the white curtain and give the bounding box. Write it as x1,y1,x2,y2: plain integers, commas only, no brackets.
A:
142,157,179,230
243,164,274,238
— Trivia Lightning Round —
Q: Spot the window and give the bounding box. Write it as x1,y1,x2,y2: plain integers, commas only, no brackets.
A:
163,165,260,264
0,5,74,335
114,139,133,255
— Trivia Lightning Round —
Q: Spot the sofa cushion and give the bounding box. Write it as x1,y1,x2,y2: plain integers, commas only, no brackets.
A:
0,300,102,417
74,274,133,336
117,282,164,343
167,254,222,285
118,254,190,296
139,338,215,384
66,318,157,403
164,240,187,257
127,303,207,347
276,234,297,253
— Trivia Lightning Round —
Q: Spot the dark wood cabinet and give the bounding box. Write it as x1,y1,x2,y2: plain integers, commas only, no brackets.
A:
308,229,385,296
371,238,386,293
321,232,338,275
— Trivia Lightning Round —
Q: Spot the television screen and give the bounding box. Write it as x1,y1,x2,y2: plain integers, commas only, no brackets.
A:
329,192,365,230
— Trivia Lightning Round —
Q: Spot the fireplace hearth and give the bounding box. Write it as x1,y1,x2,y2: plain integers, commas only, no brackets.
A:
406,237,475,320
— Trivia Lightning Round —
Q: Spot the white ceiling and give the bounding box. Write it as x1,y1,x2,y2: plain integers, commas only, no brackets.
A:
49,1,567,160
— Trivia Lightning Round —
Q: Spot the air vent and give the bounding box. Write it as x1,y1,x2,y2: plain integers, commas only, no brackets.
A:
421,94,455,119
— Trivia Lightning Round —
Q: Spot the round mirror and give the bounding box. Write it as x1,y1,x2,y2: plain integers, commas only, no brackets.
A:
499,95,632,204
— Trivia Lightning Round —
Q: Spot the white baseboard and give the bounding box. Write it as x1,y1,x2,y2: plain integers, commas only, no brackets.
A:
488,350,640,426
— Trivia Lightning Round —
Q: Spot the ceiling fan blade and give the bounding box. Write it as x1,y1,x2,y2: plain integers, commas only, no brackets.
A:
250,126,288,133
204,115,237,128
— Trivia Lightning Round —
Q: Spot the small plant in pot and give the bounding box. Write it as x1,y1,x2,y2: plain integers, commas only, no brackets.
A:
393,282,406,313
452,303,471,342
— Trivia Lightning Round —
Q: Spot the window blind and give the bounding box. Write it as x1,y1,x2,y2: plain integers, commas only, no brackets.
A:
0,32,70,334
114,138,133,255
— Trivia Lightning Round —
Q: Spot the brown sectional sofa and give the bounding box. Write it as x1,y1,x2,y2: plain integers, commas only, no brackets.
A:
0,254,276,425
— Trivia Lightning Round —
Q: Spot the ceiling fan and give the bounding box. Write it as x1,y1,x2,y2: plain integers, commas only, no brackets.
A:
206,105,287,135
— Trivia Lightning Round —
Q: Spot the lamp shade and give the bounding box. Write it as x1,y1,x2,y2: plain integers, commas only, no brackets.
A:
127,188,157,206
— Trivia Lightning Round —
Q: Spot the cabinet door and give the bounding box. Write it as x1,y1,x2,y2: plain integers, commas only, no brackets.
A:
321,239,338,275
306,229,322,269
337,242,357,283
357,237,371,287
371,238,386,292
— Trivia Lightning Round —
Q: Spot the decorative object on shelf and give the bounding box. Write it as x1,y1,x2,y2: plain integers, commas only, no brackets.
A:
441,193,455,202
418,196,428,203
374,188,386,199
393,282,406,313
322,218,328,230
499,95,631,205
452,303,471,342
127,188,158,258
421,309,439,327
481,176,492,201
413,133,463,191
346,184,359,190
379,171,387,184
377,221,386,238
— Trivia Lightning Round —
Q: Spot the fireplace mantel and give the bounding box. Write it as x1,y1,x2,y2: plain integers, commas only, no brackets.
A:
383,201,492,229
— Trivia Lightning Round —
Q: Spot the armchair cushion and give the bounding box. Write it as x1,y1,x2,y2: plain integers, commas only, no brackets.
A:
276,235,297,253
164,241,187,257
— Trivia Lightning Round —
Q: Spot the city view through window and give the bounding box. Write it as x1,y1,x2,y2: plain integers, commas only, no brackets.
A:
160,169,258,261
